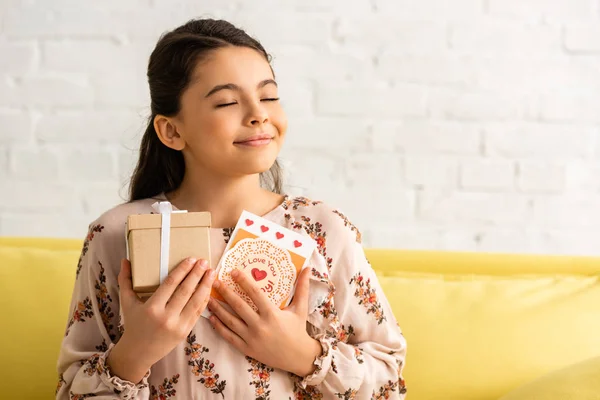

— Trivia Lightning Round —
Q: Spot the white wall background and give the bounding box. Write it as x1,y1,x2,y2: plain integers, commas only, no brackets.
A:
1,0,600,254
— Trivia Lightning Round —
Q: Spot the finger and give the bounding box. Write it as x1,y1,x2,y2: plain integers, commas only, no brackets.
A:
118,259,142,306
288,267,311,317
209,314,247,353
181,268,216,322
213,278,260,326
207,298,247,337
231,269,273,314
149,257,198,307
166,260,208,314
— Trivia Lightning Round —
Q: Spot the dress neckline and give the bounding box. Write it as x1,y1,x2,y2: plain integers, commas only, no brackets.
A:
154,192,290,230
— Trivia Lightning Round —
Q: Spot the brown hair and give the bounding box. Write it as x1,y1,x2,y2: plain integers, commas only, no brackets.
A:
128,19,283,202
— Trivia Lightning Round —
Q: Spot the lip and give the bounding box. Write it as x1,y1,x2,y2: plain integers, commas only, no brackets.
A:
234,134,274,147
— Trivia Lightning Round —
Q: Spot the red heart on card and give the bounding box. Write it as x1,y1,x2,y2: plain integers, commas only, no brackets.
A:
276,232,284,239
245,219,254,226
260,225,269,233
294,240,302,248
251,268,267,281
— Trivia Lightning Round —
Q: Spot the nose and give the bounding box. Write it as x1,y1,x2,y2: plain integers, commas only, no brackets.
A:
246,102,269,126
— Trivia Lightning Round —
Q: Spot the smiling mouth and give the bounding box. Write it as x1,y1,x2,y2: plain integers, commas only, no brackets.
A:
234,136,274,147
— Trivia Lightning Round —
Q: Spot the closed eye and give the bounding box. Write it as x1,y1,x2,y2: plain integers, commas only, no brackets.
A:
261,98,280,102
216,102,237,108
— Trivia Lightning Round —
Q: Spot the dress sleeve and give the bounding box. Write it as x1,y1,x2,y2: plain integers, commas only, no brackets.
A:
56,222,151,400
299,211,407,399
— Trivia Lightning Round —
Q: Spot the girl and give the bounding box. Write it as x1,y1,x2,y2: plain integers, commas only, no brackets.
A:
57,19,407,400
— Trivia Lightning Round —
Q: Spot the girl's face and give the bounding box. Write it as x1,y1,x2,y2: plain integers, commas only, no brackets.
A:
167,46,287,179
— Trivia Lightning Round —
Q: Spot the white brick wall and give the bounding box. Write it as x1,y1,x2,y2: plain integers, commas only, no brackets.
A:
2,0,600,255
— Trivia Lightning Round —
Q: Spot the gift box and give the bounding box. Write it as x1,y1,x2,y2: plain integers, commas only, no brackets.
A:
126,202,211,297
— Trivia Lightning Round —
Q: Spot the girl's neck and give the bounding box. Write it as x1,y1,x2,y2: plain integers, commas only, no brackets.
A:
164,171,285,229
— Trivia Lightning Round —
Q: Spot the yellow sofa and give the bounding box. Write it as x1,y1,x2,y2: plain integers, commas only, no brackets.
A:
1,237,600,400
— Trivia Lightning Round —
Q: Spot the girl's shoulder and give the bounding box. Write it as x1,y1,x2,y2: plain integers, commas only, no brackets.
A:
82,196,160,247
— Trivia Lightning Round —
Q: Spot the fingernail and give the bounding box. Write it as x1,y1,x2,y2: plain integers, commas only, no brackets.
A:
212,280,221,289
200,259,208,268
188,258,198,265
231,269,240,279
207,269,215,279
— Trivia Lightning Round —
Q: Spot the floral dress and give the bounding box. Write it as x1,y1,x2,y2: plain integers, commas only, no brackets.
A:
56,194,407,399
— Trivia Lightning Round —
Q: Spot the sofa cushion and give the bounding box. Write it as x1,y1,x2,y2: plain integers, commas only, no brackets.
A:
0,239,80,399
498,355,600,400
375,268,600,400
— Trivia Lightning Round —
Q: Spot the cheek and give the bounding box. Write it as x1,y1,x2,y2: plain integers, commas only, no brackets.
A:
187,113,238,147
271,108,288,137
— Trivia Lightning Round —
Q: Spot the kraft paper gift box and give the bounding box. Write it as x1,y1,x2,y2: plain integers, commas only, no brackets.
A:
126,201,211,297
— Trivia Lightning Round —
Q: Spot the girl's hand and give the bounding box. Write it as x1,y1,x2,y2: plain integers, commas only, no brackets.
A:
207,267,322,377
107,257,216,383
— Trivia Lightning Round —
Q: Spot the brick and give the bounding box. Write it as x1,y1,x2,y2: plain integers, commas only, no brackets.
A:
93,73,149,107
3,1,153,38
61,149,116,181
488,0,597,22
0,76,93,107
449,22,561,55
236,0,372,13
278,81,314,118
0,212,91,238
232,13,332,47
272,47,373,82
517,162,565,193
42,40,151,75
537,229,600,256
78,182,127,216
564,25,600,52
344,153,403,188
283,151,347,195
532,195,600,228
538,92,600,123
365,226,441,250
460,159,515,191
565,161,600,193
371,121,481,155
0,111,34,144
418,188,531,225
477,229,532,253
469,56,598,94
0,41,37,74
438,228,481,252
10,146,60,180
427,88,536,121
372,0,484,19
0,181,79,212
317,82,427,118
284,117,370,151
36,111,143,144
328,186,415,229
336,19,448,56
118,149,137,182
485,123,597,159
0,147,8,180
376,55,474,86
405,157,458,187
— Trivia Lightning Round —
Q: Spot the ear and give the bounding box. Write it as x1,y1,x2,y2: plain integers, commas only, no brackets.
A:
154,115,185,151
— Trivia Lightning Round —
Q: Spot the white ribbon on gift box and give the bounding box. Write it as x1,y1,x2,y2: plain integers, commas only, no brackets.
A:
150,201,187,284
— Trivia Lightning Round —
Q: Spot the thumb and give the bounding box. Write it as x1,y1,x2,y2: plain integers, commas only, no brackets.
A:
289,267,311,317
118,259,141,306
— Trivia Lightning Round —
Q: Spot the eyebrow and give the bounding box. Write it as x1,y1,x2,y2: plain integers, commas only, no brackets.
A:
205,79,277,98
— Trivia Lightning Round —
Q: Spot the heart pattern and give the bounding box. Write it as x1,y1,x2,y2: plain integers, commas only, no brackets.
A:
293,240,302,248
251,268,267,281
260,225,269,233
276,232,284,239
245,219,254,226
